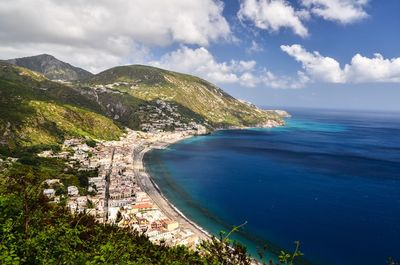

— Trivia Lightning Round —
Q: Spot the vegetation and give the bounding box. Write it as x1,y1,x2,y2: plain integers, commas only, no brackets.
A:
0,61,124,151
88,65,283,128
277,241,303,265
1,58,284,153
0,156,255,265
0,146,305,265
0,56,398,265
0,56,292,264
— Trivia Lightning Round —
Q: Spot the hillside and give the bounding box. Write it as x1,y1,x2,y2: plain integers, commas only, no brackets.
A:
0,56,286,152
6,54,93,81
0,61,123,152
0,58,290,265
87,64,284,129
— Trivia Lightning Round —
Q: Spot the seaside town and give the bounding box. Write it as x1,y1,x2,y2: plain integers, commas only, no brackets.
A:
40,127,209,248
36,97,286,249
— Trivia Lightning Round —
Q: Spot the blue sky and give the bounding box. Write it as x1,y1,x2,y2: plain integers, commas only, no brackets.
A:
206,0,400,110
0,0,399,110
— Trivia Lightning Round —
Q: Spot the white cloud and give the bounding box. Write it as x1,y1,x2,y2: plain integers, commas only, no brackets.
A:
281,44,344,82
150,46,255,84
238,0,369,38
151,46,309,89
239,72,259,87
301,0,369,24
0,0,230,72
238,0,309,37
260,70,310,88
344,53,400,83
281,44,400,83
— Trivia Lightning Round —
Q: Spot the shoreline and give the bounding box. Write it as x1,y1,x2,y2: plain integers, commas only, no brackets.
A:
133,132,212,243
131,121,286,256
133,130,275,265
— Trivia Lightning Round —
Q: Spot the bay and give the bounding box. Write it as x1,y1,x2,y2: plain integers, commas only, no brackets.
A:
144,108,400,265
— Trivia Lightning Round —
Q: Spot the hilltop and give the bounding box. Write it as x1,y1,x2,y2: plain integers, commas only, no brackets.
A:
6,54,93,81
87,64,284,129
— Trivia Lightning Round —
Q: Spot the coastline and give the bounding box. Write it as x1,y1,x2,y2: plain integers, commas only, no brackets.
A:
134,130,277,265
132,119,286,248
133,132,212,243
58,122,286,261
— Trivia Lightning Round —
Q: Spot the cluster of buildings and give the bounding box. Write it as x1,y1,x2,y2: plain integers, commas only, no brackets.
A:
114,190,198,247
89,82,210,134
41,129,203,248
137,99,208,134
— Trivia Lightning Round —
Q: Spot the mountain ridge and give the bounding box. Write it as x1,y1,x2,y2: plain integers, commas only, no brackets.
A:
85,63,284,129
6,54,93,81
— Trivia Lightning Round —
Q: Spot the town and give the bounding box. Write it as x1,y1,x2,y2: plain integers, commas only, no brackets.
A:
40,127,209,248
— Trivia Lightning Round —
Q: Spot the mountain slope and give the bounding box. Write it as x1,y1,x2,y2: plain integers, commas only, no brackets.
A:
0,61,122,151
88,65,283,128
0,58,286,152
6,54,93,81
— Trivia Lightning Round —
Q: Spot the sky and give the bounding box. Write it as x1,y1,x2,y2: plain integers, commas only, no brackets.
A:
0,0,399,111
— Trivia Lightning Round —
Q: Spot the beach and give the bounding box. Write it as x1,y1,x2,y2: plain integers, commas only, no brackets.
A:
54,125,280,253
132,132,211,242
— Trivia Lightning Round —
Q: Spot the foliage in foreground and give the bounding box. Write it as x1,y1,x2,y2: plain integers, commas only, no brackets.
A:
0,161,256,265
0,157,297,265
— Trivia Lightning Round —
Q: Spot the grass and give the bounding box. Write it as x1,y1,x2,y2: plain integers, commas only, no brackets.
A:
0,62,123,151
88,65,283,128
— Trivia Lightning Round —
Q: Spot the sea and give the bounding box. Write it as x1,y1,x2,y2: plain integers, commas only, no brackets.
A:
144,108,400,265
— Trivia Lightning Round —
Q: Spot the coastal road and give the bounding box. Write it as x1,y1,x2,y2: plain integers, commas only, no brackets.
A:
104,147,115,222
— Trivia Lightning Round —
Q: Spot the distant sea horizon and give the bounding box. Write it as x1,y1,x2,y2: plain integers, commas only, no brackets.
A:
263,105,400,114
144,108,400,265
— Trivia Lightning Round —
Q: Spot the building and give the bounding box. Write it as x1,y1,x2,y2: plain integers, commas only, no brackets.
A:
67,186,79,196
162,219,179,231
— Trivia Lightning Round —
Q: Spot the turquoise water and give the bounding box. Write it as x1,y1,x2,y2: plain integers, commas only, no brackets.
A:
144,109,400,265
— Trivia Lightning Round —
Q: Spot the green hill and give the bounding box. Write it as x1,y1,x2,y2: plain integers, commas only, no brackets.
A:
0,61,123,152
0,56,285,152
0,57,293,265
88,64,283,128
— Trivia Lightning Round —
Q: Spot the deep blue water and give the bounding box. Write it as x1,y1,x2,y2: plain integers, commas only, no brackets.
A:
144,109,400,265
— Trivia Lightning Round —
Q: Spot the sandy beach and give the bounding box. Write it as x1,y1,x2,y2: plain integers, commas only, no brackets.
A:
133,133,211,243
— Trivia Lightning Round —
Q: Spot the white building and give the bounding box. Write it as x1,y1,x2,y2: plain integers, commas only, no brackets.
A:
67,186,79,196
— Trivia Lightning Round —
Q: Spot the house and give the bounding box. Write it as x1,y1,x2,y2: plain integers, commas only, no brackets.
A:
162,219,179,231
76,196,88,207
130,202,154,213
67,186,79,196
67,201,77,213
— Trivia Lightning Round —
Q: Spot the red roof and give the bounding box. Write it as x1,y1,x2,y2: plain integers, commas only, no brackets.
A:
132,203,153,209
